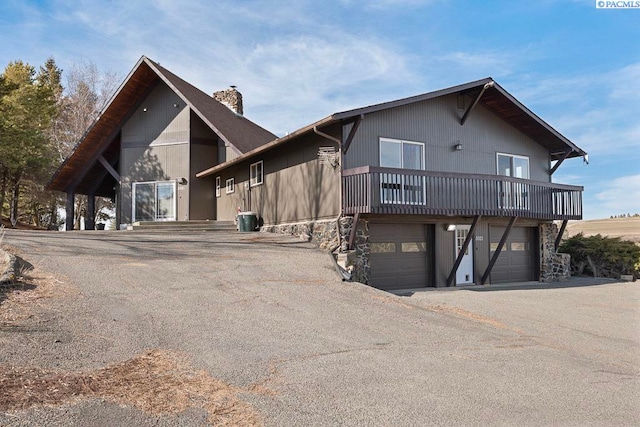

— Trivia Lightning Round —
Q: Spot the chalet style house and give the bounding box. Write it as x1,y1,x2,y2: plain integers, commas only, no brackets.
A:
48,56,587,291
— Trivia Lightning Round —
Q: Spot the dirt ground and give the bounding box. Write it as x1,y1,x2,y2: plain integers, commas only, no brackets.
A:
566,217,640,243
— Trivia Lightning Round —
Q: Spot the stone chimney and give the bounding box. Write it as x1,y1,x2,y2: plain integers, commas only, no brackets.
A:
213,86,243,115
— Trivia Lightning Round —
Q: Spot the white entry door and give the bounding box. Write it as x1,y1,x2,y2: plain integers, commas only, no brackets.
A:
455,225,474,285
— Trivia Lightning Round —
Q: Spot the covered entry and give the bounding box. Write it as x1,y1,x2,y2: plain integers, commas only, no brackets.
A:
368,223,433,291
489,226,537,283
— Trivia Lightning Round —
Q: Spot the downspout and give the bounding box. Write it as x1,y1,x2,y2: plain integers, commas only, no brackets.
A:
313,125,352,281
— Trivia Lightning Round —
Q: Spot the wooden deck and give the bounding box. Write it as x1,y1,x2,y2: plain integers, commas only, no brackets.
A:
342,166,583,220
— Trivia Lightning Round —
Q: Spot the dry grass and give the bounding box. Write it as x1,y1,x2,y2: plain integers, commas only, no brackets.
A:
0,349,262,426
566,217,640,243
0,268,66,325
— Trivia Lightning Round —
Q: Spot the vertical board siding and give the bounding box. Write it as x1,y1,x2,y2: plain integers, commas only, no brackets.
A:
215,133,341,224
122,82,189,146
344,94,551,181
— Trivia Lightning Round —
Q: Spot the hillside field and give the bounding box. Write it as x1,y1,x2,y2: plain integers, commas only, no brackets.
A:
565,217,640,243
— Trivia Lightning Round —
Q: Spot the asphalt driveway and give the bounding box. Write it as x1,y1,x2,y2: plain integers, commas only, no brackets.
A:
1,229,639,426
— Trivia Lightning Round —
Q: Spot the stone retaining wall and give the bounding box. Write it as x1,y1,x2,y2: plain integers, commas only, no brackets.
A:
261,219,340,250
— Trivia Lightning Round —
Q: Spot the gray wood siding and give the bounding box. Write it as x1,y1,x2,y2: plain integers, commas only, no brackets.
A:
344,94,550,182
213,133,341,224
190,142,216,220
119,144,190,223
122,82,189,146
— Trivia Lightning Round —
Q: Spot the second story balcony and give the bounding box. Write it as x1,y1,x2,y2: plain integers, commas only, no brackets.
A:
342,166,583,220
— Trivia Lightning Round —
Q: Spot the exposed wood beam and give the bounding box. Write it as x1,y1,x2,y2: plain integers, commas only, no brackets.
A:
460,81,494,126
550,150,572,175
65,191,75,231
481,216,517,285
348,213,360,251
342,115,363,154
313,126,341,145
98,155,120,181
555,220,568,251
446,215,481,287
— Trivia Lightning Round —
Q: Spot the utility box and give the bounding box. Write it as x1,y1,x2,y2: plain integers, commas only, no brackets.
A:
237,212,258,232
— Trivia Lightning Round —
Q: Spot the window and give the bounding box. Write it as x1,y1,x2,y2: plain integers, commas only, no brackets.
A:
250,161,263,187
215,177,221,197
379,138,426,205
226,178,235,194
497,153,530,210
497,153,530,179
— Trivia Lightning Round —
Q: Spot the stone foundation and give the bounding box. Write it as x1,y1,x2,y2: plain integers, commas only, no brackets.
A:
539,223,571,282
337,216,371,284
261,219,340,250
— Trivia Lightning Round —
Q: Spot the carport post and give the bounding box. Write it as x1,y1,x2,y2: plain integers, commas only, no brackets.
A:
65,191,75,231
85,193,95,231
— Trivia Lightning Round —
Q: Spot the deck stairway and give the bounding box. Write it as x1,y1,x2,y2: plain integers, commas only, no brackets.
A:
126,220,236,232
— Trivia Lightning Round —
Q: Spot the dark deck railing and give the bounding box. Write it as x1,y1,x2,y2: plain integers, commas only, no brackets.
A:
342,166,583,220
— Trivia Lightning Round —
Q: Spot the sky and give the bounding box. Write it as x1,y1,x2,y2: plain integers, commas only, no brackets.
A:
1,0,639,220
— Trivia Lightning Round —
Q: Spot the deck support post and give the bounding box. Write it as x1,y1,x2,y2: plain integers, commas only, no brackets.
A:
446,215,481,287
555,219,568,251
481,216,517,285
348,212,360,250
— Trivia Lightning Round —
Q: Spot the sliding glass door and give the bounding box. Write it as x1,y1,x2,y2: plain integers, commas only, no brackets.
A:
132,181,176,222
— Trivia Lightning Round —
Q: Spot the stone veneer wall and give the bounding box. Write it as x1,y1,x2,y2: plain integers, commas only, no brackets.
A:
261,219,340,250
539,223,571,282
262,216,373,284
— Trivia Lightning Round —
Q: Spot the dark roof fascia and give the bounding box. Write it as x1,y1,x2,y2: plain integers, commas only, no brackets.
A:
331,77,494,121
332,77,586,159
489,82,587,158
47,56,156,191
143,58,238,154
196,116,334,178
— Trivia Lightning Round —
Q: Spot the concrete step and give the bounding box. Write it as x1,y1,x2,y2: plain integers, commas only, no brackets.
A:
127,221,237,232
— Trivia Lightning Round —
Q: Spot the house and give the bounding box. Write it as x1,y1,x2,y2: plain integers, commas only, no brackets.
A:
195,80,586,290
47,56,275,229
49,57,587,290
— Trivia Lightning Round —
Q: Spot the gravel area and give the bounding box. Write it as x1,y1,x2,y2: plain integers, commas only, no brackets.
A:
1,229,639,426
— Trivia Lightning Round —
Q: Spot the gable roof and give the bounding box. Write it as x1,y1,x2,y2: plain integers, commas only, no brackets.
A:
197,77,587,178
47,56,275,194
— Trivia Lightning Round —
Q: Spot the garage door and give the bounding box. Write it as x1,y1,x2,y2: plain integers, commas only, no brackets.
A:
369,224,432,291
489,226,537,283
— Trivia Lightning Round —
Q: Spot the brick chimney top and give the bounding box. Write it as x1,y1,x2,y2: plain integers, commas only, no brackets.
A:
213,86,243,115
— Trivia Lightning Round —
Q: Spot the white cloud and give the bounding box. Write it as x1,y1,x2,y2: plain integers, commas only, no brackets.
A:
591,174,640,218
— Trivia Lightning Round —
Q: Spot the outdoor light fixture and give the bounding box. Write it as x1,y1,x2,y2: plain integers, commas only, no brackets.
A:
173,103,179,108
445,224,457,231
177,177,188,185
143,107,148,112
454,142,463,151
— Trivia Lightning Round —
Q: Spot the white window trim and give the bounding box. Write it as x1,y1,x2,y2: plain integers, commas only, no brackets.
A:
250,160,264,187
132,180,177,223
215,176,221,197
379,137,426,205
226,178,235,194
496,152,530,178
379,137,426,170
